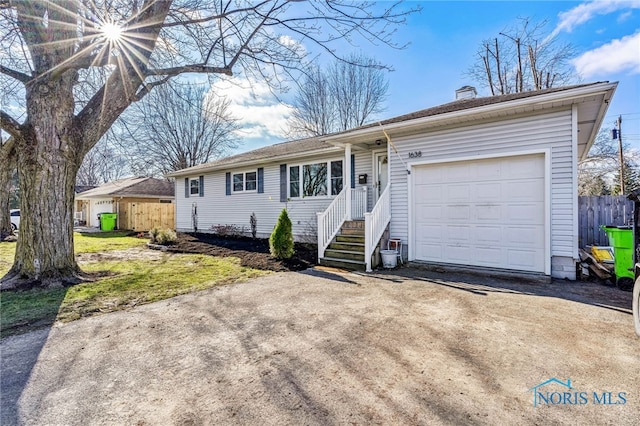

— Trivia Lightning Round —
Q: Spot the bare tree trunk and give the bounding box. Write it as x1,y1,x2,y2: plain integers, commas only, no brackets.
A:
528,45,539,89
0,140,15,240
494,39,504,95
516,38,523,92
1,74,83,289
482,51,495,96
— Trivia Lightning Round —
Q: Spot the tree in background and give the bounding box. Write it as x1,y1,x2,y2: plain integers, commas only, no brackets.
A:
612,159,640,195
76,137,129,186
0,0,416,288
121,82,239,175
467,18,575,95
579,128,640,195
287,53,388,137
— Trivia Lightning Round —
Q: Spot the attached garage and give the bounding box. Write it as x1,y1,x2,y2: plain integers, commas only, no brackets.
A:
411,153,548,273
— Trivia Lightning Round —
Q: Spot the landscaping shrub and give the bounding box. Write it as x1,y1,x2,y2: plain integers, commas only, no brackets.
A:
148,227,160,242
149,227,176,245
210,224,245,237
250,213,257,238
269,209,294,259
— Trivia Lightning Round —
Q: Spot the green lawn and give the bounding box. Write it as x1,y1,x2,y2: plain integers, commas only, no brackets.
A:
0,232,270,336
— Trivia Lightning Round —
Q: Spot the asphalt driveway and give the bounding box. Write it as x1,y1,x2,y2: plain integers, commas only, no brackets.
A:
1,268,638,425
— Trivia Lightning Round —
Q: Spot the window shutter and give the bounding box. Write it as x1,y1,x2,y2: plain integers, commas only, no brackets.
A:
280,164,287,202
257,168,264,193
185,178,189,198
199,176,204,197
225,172,231,196
351,154,356,189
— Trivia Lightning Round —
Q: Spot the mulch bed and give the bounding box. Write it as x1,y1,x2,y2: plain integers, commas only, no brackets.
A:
165,232,317,272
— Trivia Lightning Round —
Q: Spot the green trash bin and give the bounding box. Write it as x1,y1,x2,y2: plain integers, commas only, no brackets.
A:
600,225,634,289
99,213,117,231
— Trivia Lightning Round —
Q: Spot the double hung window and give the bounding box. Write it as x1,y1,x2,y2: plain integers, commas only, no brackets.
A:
289,160,343,198
233,171,257,192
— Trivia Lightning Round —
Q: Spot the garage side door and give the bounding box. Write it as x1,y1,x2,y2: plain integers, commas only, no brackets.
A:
413,154,546,272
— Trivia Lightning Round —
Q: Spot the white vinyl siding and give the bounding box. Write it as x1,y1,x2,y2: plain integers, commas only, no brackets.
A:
175,152,354,239
389,109,574,278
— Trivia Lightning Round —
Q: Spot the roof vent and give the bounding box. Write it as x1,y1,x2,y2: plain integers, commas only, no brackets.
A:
455,86,477,100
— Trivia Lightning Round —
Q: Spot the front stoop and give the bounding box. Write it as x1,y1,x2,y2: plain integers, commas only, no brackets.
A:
319,221,367,271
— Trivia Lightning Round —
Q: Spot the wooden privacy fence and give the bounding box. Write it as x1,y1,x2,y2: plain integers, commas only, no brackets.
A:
119,202,175,231
578,195,634,248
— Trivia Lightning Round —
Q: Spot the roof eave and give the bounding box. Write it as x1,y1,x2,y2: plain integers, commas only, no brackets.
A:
165,145,343,177
579,84,617,162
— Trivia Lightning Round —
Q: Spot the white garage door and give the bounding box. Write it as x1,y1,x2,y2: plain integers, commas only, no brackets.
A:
413,154,546,272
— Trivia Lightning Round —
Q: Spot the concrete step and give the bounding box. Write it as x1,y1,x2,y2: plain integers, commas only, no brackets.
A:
336,235,365,244
318,257,366,271
324,249,365,262
328,241,365,252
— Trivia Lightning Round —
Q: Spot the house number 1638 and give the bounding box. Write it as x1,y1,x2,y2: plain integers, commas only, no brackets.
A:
408,151,422,158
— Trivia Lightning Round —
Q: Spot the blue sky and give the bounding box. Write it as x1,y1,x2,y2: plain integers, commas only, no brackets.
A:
220,0,640,154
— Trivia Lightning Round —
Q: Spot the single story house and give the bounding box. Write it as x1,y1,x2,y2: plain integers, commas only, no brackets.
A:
75,176,175,228
167,82,617,279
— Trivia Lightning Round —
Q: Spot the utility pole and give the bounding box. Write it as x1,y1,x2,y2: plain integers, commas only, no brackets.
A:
616,115,625,195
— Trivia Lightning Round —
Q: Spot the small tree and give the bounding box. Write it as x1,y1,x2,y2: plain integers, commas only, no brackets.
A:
250,213,258,239
270,209,294,259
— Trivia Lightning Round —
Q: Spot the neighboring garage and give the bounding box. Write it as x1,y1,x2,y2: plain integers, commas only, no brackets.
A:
412,154,547,273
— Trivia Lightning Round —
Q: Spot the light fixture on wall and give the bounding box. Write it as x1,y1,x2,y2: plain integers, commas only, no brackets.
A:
375,139,382,145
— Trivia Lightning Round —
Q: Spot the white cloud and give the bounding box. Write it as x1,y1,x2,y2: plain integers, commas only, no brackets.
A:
210,78,293,140
551,0,640,37
572,31,640,78
617,10,634,22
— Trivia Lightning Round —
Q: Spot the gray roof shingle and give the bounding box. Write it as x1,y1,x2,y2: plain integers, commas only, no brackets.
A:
76,177,175,198
168,82,608,176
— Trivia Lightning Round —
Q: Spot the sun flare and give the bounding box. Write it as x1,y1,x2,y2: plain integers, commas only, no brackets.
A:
100,22,123,42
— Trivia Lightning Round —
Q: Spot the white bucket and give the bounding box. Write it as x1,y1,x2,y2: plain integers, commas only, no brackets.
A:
380,250,398,268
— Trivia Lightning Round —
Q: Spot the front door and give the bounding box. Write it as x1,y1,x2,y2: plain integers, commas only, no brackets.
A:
374,152,388,203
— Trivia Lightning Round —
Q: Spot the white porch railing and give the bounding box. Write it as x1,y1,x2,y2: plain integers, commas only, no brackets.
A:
317,186,348,260
364,184,391,272
351,186,368,219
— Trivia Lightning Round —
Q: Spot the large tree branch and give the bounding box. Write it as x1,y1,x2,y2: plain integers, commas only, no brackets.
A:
0,65,31,83
134,76,172,101
163,1,271,27
0,111,22,138
75,0,172,153
145,65,232,77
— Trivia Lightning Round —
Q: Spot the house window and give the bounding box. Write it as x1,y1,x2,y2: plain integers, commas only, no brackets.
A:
289,166,300,198
330,160,343,195
289,160,343,198
190,179,200,196
245,171,257,191
233,171,257,192
303,163,327,197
